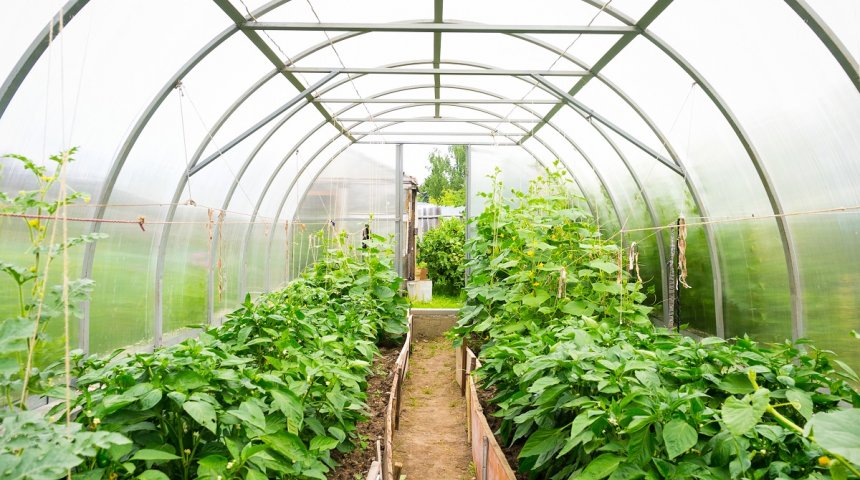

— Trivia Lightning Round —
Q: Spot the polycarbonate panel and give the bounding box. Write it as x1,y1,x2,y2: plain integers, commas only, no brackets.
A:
654,1,860,353
162,205,209,334
532,125,619,232
0,1,68,85
264,0,426,24
289,144,396,277
609,132,716,334
445,1,620,26
468,145,542,219
805,1,860,62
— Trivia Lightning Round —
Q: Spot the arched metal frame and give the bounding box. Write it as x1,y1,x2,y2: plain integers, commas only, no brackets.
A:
1,0,856,350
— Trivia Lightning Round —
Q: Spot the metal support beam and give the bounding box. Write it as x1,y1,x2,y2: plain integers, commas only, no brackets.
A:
349,130,524,136
336,117,541,123
189,70,339,176
395,144,404,278
278,66,588,76
523,0,673,142
211,0,355,142
315,98,559,104
246,21,635,34
531,74,682,175
464,144,472,280
433,0,443,117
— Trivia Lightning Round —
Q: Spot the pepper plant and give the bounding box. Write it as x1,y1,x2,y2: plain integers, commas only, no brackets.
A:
452,165,860,479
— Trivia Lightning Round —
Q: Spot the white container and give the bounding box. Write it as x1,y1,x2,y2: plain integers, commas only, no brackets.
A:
406,280,433,302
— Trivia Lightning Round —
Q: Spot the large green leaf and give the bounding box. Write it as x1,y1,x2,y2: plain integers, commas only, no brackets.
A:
183,401,217,434
805,409,860,466
130,449,180,462
785,389,813,421
662,419,697,460
137,471,170,480
575,454,624,480
272,389,304,435
522,289,550,307
587,260,620,275
721,389,769,436
519,427,563,459
262,431,308,463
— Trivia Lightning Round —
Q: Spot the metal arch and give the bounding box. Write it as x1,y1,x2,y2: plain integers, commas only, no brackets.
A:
432,0,443,118
0,0,90,119
783,0,860,93
509,31,724,335
587,1,804,338
272,122,561,287
241,97,610,291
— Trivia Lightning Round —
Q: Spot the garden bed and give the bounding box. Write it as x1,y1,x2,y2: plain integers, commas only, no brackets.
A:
329,344,401,480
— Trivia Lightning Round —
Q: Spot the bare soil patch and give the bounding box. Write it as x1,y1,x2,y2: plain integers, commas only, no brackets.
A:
394,338,473,480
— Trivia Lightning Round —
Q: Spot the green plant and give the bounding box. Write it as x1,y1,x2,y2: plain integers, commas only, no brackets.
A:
420,145,466,206
417,217,465,296
63,232,407,479
452,165,860,479
0,149,127,479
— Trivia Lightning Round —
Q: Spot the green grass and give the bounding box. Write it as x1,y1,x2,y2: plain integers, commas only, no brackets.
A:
410,292,465,309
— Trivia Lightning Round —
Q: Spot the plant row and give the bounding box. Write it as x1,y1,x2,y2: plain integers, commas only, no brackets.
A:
452,166,860,480
1,153,407,480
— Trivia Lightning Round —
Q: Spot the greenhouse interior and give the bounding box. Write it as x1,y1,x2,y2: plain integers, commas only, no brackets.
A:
1,1,859,479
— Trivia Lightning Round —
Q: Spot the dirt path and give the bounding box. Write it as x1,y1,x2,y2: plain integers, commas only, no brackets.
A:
394,337,473,480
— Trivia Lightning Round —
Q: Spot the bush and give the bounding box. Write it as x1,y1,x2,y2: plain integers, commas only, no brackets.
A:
417,217,465,295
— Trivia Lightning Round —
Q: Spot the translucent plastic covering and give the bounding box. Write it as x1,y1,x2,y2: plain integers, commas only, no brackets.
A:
1,0,859,370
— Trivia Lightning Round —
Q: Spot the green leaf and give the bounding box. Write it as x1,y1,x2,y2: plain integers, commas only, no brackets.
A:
575,453,624,480
588,260,620,274
183,401,217,434
785,389,813,420
262,431,309,463
309,435,339,452
715,373,754,395
561,300,592,316
0,317,36,355
168,371,208,391
271,389,304,435
137,471,170,480
721,390,770,436
519,427,563,458
228,401,266,432
662,419,698,460
130,449,180,462
522,289,550,307
805,409,860,466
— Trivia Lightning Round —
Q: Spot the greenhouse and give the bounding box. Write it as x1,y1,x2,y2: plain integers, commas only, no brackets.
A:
1,1,859,479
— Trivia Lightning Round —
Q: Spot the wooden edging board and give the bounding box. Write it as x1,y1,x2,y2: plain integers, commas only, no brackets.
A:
460,344,517,480
368,313,413,480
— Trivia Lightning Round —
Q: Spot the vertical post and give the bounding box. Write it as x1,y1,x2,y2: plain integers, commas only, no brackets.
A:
464,145,472,282
394,144,404,279
481,435,489,480
667,221,677,330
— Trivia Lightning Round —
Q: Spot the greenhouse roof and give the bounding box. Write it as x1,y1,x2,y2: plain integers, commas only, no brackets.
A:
1,0,859,365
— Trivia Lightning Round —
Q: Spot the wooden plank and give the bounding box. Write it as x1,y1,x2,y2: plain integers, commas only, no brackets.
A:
366,460,382,480
467,377,517,480
393,462,403,480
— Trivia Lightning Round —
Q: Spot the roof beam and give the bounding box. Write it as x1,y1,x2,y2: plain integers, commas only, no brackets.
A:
314,98,559,104
433,0,443,117
521,0,673,143
334,117,540,123
278,66,587,76
531,74,682,175
245,21,635,34
211,0,354,141
347,131,524,136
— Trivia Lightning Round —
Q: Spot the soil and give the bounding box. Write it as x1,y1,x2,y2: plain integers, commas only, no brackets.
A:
394,338,473,480
329,344,401,480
